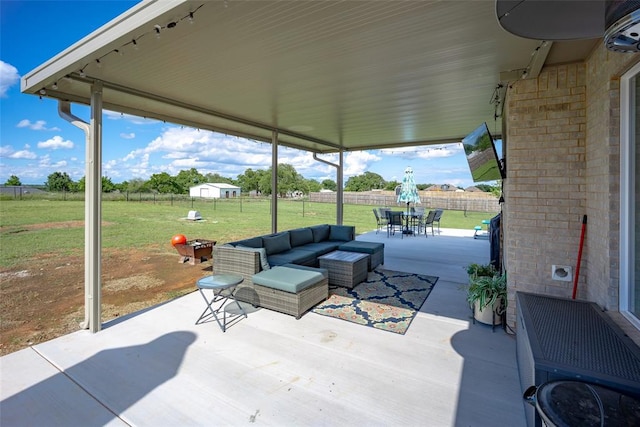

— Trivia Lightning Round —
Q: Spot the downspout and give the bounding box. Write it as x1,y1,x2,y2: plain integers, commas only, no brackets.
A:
271,130,278,233
313,151,344,225
57,81,103,332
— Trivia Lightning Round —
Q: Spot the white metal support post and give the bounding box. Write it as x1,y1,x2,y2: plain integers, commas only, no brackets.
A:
271,130,278,233
88,82,103,332
57,82,103,333
313,150,344,225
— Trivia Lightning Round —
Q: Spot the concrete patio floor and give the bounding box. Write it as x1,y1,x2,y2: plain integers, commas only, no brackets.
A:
1,227,525,426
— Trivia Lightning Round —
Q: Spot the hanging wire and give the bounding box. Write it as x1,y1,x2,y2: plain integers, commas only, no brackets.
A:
73,3,205,79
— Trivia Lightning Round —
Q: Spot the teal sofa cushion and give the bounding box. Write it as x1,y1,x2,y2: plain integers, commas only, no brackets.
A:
233,237,263,248
252,266,324,293
338,241,383,254
289,228,314,247
262,232,291,255
329,225,354,241
298,241,341,257
310,224,330,242
267,248,316,266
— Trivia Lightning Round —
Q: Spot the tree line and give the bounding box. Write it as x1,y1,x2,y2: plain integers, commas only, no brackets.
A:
4,167,498,195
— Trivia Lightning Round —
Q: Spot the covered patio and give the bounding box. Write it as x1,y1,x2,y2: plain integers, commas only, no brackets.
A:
1,229,525,426
11,0,640,425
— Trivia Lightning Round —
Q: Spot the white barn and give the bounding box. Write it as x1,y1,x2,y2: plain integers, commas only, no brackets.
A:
189,183,241,199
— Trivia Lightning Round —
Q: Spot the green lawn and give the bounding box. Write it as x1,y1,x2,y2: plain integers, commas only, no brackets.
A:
0,198,497,268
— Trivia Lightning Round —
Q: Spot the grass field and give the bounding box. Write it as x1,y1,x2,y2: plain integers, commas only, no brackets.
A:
0,198,496,268
0,197,497,355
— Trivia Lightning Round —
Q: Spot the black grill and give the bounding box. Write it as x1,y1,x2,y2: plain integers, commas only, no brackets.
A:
516,292,640,427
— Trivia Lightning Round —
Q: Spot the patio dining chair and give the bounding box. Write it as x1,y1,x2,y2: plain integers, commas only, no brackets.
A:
410,207,425,235
373,208,388,233
433,209,443,234
422,210,437,237
386,211,405,239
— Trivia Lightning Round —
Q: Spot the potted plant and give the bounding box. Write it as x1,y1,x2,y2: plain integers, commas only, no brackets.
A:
465,263,506,325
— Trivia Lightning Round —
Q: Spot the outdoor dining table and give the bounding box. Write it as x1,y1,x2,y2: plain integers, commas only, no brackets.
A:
401,211,421,235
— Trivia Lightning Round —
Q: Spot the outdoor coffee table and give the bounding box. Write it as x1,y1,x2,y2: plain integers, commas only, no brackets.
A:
318,250,369,289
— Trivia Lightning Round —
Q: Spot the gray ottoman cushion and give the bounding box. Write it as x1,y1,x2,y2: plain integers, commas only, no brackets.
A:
252,266,324,293
338,241,384,254
281,263,329,278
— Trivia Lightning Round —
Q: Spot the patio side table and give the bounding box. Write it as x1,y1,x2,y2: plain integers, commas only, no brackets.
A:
196,274,246,332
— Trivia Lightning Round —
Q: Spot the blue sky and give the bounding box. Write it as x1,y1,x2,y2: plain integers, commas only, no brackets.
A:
0,1,494,188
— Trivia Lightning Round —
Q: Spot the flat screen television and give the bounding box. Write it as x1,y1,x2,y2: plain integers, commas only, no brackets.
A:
462,122,505,182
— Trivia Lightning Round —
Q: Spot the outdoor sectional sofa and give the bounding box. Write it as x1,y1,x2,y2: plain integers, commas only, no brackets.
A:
212,224,356,318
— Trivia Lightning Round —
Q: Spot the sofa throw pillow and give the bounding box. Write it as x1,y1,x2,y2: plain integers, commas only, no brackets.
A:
289,228,313,247
329,225,353,241
262,233,292,255
232,236,263,248
235,245,270,270
310,224,330,243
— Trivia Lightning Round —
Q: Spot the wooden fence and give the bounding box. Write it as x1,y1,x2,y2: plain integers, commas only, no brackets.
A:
310,190,500,213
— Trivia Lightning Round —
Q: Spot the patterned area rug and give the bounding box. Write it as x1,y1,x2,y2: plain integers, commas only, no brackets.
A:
312,269,438,334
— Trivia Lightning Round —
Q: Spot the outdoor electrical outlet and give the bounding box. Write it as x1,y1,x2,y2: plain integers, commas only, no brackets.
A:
551,265,573,282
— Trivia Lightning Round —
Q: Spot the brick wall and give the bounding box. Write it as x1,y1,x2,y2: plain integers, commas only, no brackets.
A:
584,48,638,310
504,44,639,326
504,63,587,327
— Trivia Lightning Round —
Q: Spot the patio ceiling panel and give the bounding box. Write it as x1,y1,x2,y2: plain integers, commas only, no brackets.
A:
22,0,594,153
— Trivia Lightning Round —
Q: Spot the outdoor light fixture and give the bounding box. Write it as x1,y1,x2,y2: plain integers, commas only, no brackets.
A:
605,3,640,52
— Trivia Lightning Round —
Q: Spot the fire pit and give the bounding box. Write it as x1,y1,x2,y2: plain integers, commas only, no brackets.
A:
174,239,216,265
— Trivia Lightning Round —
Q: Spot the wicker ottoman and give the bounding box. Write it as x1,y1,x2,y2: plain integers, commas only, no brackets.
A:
251,266,328,318
318,250,369,289
338,241,384,271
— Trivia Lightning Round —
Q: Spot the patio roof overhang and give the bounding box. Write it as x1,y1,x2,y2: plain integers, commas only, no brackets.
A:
19,0,601,333
22,0,598,153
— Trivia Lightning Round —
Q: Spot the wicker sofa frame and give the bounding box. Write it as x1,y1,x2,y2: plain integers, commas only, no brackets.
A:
212,225,355,317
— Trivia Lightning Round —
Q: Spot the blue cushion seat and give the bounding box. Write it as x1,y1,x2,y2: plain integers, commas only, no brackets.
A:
252,266,324,293
338,240,384,271
338,240,383,254
297,241,341,257
267,248,317,267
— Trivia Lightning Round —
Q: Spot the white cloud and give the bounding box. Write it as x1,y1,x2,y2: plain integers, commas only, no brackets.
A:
37,135,74,150
120,132,135,139
344,151,382,176
17,119,61,132
0,144,37,159
11,149,37,160
121,127,275,177
380,143,460,160
0,61,20,98
0,145,14,157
